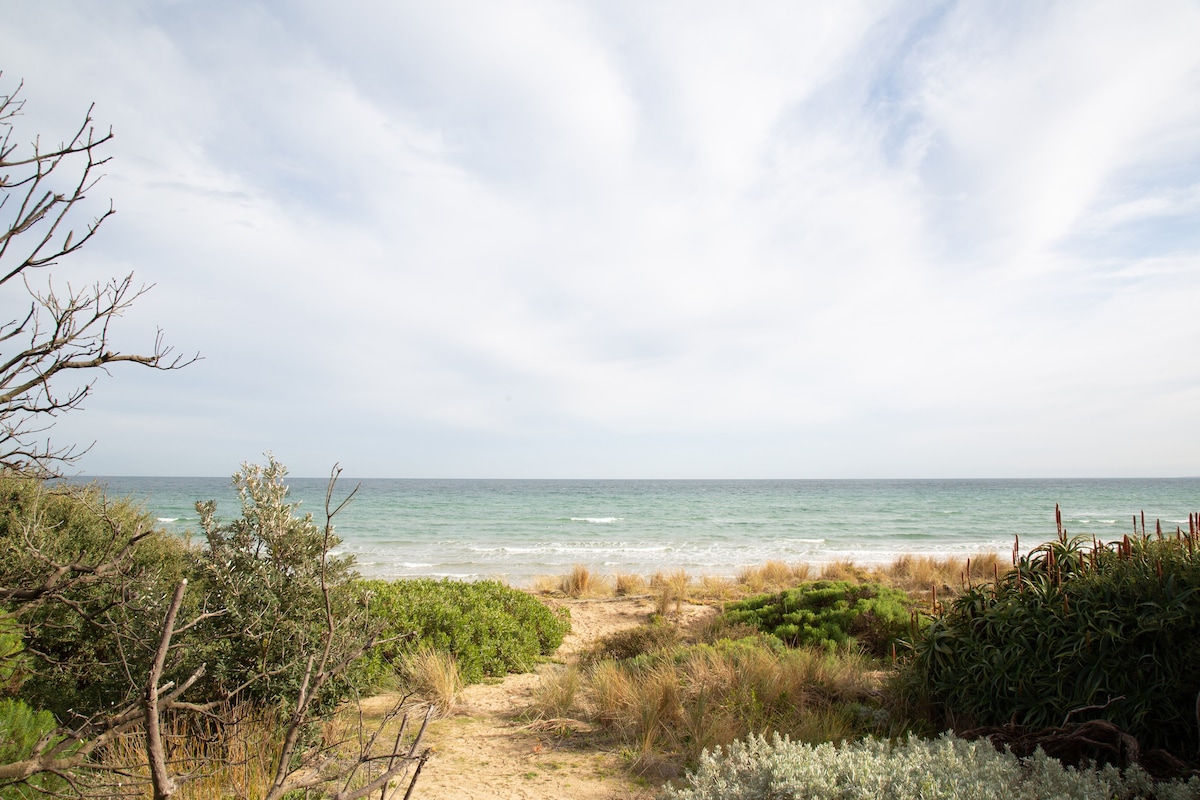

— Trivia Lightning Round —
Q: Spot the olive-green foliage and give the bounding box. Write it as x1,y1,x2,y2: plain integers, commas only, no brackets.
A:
912,531,1200,755
0,473,192,717
721,581,918,657
0,617,27,695
191,457,367,709
358,578,569,685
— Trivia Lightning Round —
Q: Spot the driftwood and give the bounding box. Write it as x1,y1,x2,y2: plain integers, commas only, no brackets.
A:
959,719,1198,782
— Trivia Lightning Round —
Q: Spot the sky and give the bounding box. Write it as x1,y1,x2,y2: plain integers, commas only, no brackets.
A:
1,0,1199,479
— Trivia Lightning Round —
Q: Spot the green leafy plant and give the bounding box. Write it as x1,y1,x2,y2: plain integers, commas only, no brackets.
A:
912,527,1200,756
359,578,569,685
721,580,919,657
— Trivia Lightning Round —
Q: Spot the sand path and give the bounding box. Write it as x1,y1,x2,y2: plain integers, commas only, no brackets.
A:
399,596,713,800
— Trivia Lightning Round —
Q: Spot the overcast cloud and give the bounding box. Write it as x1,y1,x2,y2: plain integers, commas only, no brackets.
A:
2,0,1198,478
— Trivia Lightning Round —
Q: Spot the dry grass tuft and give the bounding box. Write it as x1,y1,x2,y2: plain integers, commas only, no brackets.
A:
529,665,582,720
97,706,283,800
819,559,875,582
696,574,739,601
401,644,463,716
584,620,681,664
530,574,562,594
561,564,614,598
650,570,691,616
615,572,648,596
736,561,813,593
582,639,881,770
879,552,1012,597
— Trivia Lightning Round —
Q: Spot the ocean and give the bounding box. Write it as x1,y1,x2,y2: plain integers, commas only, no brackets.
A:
78,476,1200,586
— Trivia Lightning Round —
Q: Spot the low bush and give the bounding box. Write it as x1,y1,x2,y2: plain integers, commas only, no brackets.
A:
911,530,1200,756
664,731,1200,800
359,578,569,684
720,580,918,657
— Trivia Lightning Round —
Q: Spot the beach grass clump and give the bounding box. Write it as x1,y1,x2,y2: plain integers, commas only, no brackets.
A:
736,561,812,594
561,563,613,597
358,577,570,685
400,644,463,715
528,665,582,720
578,635,883,771
819,558,875,583
881,552,1010,596
663,731,1200,800
94,704,284,800
615,572,649,596
582,618,682,664
911,524,1200,756
650,569,692,616
720,580,919,657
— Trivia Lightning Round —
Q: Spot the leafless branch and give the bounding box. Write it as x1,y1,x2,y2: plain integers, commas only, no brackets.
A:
0,74,198,474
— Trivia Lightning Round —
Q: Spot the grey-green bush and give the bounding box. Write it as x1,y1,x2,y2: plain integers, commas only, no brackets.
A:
665,732,1200,800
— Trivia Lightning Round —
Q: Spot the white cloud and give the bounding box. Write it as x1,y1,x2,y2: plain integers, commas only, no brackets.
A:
1,0,1198,477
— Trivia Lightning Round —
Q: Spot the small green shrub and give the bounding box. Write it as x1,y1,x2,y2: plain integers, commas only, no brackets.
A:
665,731,1200,800
358,578,569,685
190,457,370,711
911,531,1200,755
0,698,56,763
721,581,918,656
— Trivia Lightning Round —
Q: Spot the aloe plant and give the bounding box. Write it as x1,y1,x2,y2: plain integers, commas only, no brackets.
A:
912,520,1200,756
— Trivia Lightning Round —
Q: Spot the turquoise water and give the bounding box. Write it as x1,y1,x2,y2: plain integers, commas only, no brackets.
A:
83,477,1199,586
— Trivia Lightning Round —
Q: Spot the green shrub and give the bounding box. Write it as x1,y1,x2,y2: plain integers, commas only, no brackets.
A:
664,732,1200,800
720,581,918,656
358,578,569,685
0,473,193,717
190,457,369,710
912,531,1200,755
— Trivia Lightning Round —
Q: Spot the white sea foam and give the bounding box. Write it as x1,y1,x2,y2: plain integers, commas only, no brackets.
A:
157,517,180,523
570,517,623,524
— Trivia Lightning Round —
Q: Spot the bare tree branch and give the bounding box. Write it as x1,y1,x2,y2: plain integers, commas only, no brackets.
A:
0,73,197,474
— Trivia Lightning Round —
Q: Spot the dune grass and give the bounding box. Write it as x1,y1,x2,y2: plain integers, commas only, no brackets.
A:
530,619,889,776
532,553,1011,604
